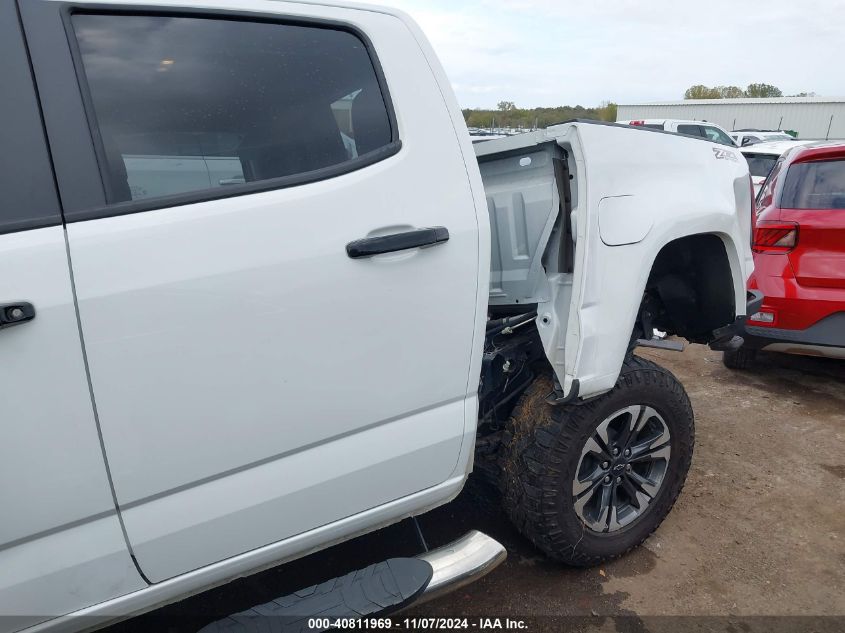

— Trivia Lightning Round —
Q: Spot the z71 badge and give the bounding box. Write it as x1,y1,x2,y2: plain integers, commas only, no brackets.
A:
712,147,739,162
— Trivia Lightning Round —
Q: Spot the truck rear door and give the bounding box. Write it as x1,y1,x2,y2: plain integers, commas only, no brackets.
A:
22,0,486,583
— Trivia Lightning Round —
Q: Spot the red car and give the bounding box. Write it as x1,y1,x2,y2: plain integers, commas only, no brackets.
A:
725,142,845,368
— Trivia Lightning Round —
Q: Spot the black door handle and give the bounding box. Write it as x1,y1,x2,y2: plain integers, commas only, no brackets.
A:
0,302,35,330
346,227,449,259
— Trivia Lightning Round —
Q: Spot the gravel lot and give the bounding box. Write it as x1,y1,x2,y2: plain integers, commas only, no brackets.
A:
112,345,845,632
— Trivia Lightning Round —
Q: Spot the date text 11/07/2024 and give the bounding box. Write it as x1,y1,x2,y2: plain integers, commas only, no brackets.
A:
307,618,529,630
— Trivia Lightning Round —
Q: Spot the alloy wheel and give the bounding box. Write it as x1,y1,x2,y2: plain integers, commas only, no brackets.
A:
572,405,672,533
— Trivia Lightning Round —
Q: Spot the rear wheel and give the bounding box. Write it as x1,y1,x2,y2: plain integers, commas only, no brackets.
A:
722,347,757,369
500,357,694,566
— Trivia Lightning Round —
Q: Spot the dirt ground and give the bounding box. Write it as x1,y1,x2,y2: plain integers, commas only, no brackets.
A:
113,345,845,632
414,345,845,621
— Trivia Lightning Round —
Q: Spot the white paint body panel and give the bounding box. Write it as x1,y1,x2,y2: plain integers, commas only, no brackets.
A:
477,123,753,399
565,124,752,397
120,399,468,578
61,0,488,584
598,195,652,246
0,227,145,632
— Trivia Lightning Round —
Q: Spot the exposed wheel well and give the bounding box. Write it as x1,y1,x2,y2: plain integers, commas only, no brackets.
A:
637,234,735,344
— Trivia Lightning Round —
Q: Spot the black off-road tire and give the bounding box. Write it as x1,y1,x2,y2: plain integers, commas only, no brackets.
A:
722,347,757,369
463,434,506,516
500,356,694,567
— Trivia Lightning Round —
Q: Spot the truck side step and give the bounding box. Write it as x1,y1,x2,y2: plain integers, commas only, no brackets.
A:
199,558,432,633
199,531,506,633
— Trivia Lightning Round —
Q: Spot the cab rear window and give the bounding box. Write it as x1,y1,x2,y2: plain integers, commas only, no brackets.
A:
780,159,845,210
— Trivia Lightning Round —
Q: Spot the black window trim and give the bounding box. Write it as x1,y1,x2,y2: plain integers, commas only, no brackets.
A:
0,0,63,236
58,3,402,223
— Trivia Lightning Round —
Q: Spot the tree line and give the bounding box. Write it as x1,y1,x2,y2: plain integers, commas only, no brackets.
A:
683,83,815,99
462,101,618,129
462,81,817,130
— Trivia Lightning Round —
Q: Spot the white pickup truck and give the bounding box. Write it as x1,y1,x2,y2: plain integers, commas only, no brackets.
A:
1,0,756,631
618,119,738,147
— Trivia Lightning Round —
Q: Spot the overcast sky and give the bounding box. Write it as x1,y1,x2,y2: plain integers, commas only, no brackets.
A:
354,0,844,109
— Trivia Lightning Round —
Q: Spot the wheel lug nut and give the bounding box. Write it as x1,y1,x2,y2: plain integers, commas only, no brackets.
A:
616,476,622,484
624,449,631,457
612,447,620,456
626,464,632,472
601,461,610,470
603,475,612,484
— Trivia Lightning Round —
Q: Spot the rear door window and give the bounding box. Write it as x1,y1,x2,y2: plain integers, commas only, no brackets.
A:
701,126,735,146
71,13,395,205
677,124,705,138
781,160,845,210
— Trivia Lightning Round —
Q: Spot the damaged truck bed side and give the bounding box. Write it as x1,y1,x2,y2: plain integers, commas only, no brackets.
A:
473,120,756,565
478,121,754,403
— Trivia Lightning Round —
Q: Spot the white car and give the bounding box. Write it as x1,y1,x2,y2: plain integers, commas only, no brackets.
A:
740,140,817,194
617,119,737,146
731,130,795,147
2,1,755,631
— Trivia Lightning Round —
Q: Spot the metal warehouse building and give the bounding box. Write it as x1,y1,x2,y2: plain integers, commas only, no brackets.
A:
617,97,845,139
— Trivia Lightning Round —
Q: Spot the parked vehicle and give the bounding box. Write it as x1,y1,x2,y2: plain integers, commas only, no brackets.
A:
731,129,796,147
469,133,511,143
741,140,817,195
725,142,845,368
617,119,737,146
2,1,755,631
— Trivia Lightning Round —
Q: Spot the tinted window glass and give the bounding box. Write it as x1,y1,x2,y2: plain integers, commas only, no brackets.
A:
677,124,704,137
781,160,845,210
701,126,734,146
744,154,779,178
642,124,664,130
72,14,393,204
